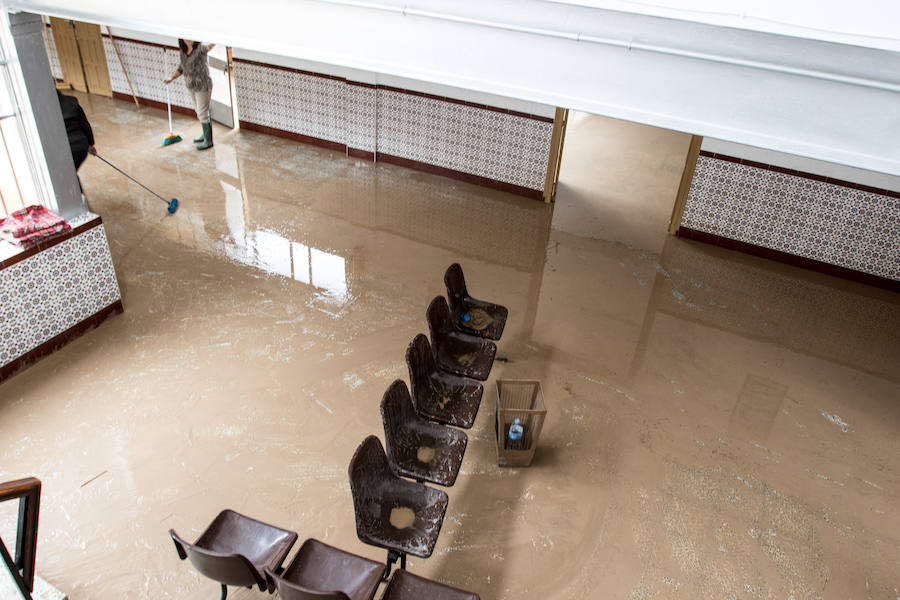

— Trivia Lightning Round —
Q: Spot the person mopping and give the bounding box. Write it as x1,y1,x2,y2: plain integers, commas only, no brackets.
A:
164,39,215,151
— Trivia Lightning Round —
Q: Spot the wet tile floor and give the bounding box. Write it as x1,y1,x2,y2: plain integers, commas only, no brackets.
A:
1,93,899,599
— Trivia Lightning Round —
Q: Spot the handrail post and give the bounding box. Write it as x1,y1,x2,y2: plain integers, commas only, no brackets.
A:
0,477,42,600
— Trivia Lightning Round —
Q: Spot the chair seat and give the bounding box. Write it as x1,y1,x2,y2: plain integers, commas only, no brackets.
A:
444,262,508,341
452,299,508,341
349,436,449,559
407,334,483,429
170,509,297,592
381,379,468,487
268,538,384,600
420,371,483,429
388,419,468,486
433,331,496,381
380,570,480,600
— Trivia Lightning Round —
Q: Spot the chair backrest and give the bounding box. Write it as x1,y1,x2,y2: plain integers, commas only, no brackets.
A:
406,334,436,411
348,435,391,508
380,380,417,466
169,529,263,589
443,263,468,313
266,568,351,600
426,296,453,342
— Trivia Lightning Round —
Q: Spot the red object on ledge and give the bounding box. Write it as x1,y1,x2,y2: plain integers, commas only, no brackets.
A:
0,205,71,248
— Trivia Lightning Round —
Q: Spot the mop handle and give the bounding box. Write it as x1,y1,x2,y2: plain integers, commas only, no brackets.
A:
94,154,168,203
166,81,174,133
165,49,174,133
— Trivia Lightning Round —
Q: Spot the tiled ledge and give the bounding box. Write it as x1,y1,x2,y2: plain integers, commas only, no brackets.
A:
0,215,123,383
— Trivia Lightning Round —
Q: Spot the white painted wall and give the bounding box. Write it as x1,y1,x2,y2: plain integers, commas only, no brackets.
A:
701,139,900,193
9,0,900,176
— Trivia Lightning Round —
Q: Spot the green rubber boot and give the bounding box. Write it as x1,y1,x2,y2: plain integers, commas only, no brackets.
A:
193,130,204,143
196,122,213,151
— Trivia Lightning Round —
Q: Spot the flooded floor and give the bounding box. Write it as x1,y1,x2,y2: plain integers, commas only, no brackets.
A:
1,94,899,599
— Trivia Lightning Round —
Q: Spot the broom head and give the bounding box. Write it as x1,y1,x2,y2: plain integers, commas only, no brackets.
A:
162,133,182,146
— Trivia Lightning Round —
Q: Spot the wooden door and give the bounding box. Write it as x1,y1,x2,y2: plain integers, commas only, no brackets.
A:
49,18,86,92
73,21,111,97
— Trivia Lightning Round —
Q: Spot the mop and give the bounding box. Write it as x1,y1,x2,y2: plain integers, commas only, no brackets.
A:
162,85,182,146
93,153,179,214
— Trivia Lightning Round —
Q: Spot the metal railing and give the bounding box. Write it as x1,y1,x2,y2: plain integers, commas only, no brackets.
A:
0,477,41,600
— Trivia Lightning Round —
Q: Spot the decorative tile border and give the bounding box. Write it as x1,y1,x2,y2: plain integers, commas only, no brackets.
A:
0,301,123,383
232,57,553,198
103,36,194,112
681,154,900,283
46,28,553,199
233,59,346,145
375,87,551,191
0,219,123,380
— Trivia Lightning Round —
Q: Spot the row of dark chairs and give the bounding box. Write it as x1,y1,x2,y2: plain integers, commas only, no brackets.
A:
170,509,477,599
346,264,508,589
169,265,506,599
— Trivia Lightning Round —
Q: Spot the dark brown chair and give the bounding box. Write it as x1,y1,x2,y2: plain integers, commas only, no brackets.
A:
169,509,298,599
348,436,449,577
426,296,496,381
265,538,383,600
380,570,481,600
380,379,468,487
406,334,483,429
444,263,508,341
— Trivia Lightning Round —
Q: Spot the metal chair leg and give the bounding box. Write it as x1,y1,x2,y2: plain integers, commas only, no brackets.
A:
220,583,227,600
382,549,407,581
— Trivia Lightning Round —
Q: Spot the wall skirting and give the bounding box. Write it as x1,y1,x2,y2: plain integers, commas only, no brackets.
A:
682,153,900,286
48,26,553,200
0,216,124,383
677,227,900,293
232,57,552,199
112,91,196,117
0,300,123,383
699,151,900,199
238,118,545,199
377,153,545,200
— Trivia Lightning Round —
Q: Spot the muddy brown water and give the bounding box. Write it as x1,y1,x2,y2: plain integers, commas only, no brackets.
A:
0,95,898,599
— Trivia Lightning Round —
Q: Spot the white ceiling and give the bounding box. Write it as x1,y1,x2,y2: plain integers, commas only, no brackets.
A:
6,0,900,175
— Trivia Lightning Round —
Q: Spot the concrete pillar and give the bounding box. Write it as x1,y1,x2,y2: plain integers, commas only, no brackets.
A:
8,11,85,219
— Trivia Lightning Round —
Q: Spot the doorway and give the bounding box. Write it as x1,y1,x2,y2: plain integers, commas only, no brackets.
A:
550,111,694,254
207,45,235,128
48,18,111,97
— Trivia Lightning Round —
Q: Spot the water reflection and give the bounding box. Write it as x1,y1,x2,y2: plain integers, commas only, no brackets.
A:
221,180,348,301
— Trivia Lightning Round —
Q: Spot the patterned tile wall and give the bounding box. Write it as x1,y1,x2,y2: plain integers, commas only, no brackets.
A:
234,61,346,145
42,24,62,80
0,223,122,367
376,89,552,191
233,60,552,193
682,156,900,281
346,83,376,154
102,37,194,111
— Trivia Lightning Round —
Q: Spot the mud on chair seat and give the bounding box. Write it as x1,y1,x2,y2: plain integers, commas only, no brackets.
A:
444,263,508,341
427,296,497,381
265,538,384,600
349,436,449,576
406,334,483,429
381,379,468,487
380,570,481,600
169,509,298,599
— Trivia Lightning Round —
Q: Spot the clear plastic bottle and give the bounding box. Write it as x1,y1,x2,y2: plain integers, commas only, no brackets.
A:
508,417,524,449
